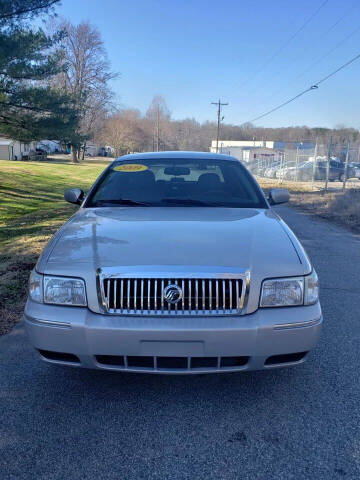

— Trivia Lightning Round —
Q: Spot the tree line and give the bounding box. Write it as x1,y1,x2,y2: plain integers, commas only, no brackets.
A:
0,0,358,163
101,109,360,156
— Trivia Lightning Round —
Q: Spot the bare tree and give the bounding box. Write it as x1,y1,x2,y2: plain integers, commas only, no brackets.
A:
146,95,171,151
52,20,117,162
102,109,151,156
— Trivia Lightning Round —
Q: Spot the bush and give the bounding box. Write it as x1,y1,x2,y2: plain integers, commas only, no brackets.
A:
329,189,360,230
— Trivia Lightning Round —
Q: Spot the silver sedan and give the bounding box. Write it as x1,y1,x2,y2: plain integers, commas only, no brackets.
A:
25,151,322,374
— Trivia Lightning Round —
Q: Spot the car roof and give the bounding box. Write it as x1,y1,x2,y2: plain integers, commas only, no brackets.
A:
113,151,239,162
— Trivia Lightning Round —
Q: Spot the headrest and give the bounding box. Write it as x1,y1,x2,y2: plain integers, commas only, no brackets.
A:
197,173,222,188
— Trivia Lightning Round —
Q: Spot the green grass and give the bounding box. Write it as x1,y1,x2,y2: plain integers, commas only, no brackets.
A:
0,158,108,334
0,159,107,232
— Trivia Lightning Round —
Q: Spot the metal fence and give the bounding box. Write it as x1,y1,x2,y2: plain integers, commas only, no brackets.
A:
245,140,360,191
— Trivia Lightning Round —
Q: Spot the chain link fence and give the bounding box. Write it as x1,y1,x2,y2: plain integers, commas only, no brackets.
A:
245,141,360,191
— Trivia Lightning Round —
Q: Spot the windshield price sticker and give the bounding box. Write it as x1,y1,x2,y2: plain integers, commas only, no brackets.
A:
113,164,148,172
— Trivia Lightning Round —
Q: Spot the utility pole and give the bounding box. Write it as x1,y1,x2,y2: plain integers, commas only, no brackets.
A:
156,105,160,152
211,99,228,153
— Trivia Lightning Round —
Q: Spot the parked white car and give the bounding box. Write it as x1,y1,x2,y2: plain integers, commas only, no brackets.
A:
264,166,279,178
25,152,322,374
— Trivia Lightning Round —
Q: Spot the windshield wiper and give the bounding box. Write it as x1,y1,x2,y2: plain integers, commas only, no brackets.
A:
93,199,150,207
160,198,212,206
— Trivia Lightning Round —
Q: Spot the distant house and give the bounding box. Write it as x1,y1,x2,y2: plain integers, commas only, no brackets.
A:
0,138,14,159
0,137,37,160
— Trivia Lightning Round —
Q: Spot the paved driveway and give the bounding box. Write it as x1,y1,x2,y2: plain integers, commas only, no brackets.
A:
1,206,359,480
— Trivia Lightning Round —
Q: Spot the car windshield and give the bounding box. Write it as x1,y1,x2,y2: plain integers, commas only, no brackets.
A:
85,157,267,208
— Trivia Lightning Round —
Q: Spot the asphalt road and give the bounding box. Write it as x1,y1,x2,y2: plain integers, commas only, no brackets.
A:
1,205,360,480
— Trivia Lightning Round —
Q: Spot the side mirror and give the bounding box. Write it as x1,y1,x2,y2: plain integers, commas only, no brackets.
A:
64,188,84,205
268,188,290,205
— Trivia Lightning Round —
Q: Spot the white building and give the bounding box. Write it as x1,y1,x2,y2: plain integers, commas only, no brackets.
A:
243,147,282,165
0,137,37,160
209,140,284,166
210,140,275,154
210,140,277,163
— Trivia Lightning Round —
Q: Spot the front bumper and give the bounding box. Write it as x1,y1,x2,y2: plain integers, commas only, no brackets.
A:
24,299,322,374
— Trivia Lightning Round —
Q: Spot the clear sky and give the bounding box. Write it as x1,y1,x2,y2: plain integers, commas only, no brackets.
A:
55,0,360,128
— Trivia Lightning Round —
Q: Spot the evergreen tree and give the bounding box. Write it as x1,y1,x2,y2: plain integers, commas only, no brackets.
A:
0,0,78,144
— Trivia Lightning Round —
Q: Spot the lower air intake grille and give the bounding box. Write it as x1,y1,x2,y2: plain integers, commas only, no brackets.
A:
95,355,249,370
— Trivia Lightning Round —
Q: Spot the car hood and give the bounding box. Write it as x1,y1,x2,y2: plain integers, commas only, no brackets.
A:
37,207,312,314
39,207,310,277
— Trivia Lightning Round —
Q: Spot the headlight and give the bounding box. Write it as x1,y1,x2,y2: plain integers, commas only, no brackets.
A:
304,270,319,305
260,271,319,307
44,276,87,306
260,277,304,307
29,270,43,303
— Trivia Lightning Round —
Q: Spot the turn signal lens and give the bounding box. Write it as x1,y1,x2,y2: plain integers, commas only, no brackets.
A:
29,270,43,303
304,270,319,305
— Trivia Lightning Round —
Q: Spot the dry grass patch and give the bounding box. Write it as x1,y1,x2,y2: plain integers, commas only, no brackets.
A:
257,177,360,233
292,189,360,231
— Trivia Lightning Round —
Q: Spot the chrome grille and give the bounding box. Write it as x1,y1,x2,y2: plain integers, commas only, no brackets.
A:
100,276,246,316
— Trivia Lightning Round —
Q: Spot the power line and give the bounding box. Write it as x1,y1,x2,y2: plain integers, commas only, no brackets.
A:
257,21,360,106
316,51,360,85
248,86,318,123
321,1,358,35
239,0,329,89
246,2,359,99
287,24,360,85
247,51,360,123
